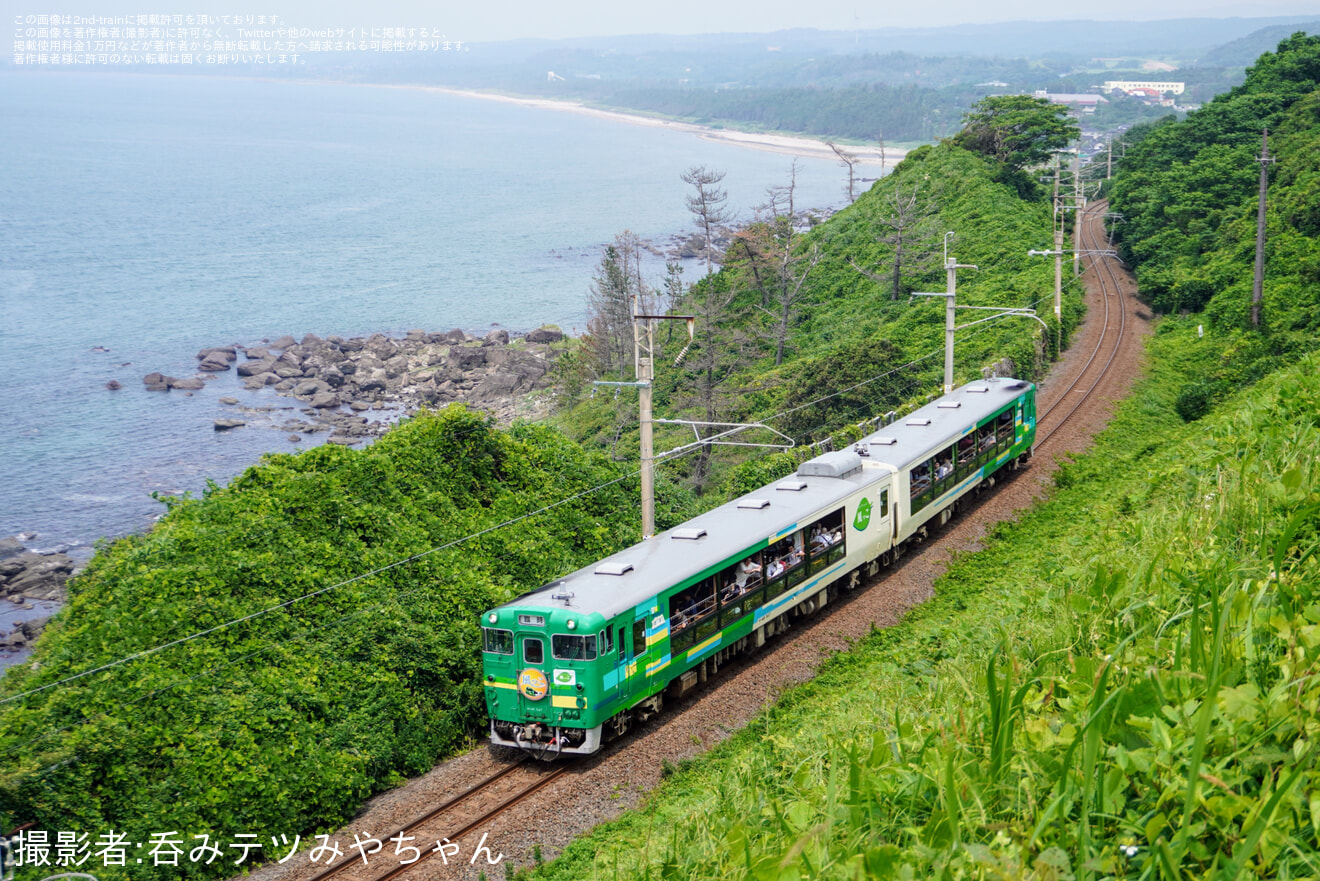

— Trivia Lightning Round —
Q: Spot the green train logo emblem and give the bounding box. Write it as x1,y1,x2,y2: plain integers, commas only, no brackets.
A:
853,497,872,531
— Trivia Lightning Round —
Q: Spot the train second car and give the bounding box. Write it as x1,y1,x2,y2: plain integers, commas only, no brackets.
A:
480,378,1036,757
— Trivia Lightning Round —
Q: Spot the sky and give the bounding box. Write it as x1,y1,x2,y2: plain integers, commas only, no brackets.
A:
6,0,1319,43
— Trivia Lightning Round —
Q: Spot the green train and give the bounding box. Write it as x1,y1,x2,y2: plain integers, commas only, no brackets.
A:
480,378,1036,757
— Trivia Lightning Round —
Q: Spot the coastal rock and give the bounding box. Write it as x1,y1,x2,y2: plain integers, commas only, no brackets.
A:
214,419,246,431
301,333,323,347
237,358,277,377
525,327,563,344
448,347,487,371
442,328,467,344
309,392,340,409
105,380,123,391
243,347,271,360
270,335,297,350
0,538,24,561
198,353,233,372
167,377,205,391
326,435,359,445
287,434,302,443
219,396,239,405
483,328,510,346
292,379,330,397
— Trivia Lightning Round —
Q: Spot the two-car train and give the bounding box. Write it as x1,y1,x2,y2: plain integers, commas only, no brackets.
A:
479,378,1036,757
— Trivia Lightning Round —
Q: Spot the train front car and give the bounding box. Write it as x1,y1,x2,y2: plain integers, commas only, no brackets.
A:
481,600,612,758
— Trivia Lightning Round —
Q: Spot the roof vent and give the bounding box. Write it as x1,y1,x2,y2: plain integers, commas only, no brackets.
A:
871,437,897,446
594,562,634,576
672,527,707,540
776,479,807,492
938,401,961,409
798,450,864,479
907,418,932,426
738,498,771,510
967,387,989,394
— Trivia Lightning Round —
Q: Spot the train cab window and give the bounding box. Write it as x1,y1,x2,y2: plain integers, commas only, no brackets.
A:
552,634,598,661
523,637,544,665
600,629,614,654
483,628,514,655
879,489,890,518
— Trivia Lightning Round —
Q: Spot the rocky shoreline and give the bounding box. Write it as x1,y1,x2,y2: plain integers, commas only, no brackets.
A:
141,325,567,445
0,536,71,656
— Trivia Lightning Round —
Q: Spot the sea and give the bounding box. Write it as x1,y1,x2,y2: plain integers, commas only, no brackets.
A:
0,71,851,557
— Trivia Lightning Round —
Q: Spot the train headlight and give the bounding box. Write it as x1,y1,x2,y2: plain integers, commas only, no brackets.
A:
567,619,576,630
488,613,497,624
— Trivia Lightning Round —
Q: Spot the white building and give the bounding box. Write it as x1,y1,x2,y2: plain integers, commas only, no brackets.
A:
1103,80,1185,96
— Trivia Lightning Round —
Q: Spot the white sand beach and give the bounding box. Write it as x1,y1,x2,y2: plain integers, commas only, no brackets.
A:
394,85,903,167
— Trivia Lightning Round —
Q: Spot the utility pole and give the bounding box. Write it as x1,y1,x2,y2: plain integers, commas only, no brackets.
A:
912,232,979,393
1053,162,1064,353
1073,150,1083,278
595,309,694,541
1252,128,1274,329
1106,136,1112,180
634,313,656,540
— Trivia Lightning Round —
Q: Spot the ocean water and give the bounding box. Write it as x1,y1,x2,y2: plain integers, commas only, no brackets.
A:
0,72,849,552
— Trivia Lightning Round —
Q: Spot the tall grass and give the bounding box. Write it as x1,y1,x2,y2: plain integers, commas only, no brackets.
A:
530,340,1320,881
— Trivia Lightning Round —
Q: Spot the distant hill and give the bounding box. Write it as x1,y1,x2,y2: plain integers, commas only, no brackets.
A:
462,16,1320,66
1198,20,1320,66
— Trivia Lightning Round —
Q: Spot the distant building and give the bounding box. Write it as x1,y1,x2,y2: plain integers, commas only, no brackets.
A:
1034,90,1109,113
975,80,1009,88
1103,80,1185,96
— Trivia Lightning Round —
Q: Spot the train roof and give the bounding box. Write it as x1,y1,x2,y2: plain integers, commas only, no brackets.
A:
489,378,1033,621
855,376,1032,471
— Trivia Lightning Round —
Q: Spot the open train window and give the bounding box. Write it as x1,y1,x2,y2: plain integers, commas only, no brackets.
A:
807,508,846,571
879,489,890,518
552,634,597,661
483,628,513,655
522,637,543,665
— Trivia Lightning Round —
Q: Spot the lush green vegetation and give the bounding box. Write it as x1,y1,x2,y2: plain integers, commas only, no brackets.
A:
528,304,1320,881
1109,31,1320,418
0,408,697,880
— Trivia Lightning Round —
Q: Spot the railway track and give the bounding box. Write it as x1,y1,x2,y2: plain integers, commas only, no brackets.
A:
298,760,569,881
1035,198,1131,448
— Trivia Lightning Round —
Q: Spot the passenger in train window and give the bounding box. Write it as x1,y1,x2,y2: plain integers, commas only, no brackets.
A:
767,558,786,579
735,557,761,587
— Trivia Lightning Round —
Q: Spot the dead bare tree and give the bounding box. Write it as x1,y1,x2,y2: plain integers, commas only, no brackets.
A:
736,161,822,366
828,142,860,203
849,176,940,300
681,165,734,277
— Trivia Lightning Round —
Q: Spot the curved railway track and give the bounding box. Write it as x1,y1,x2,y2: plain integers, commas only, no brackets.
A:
1035,199,1129,448
299,759,569,881
247,198,1147,881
